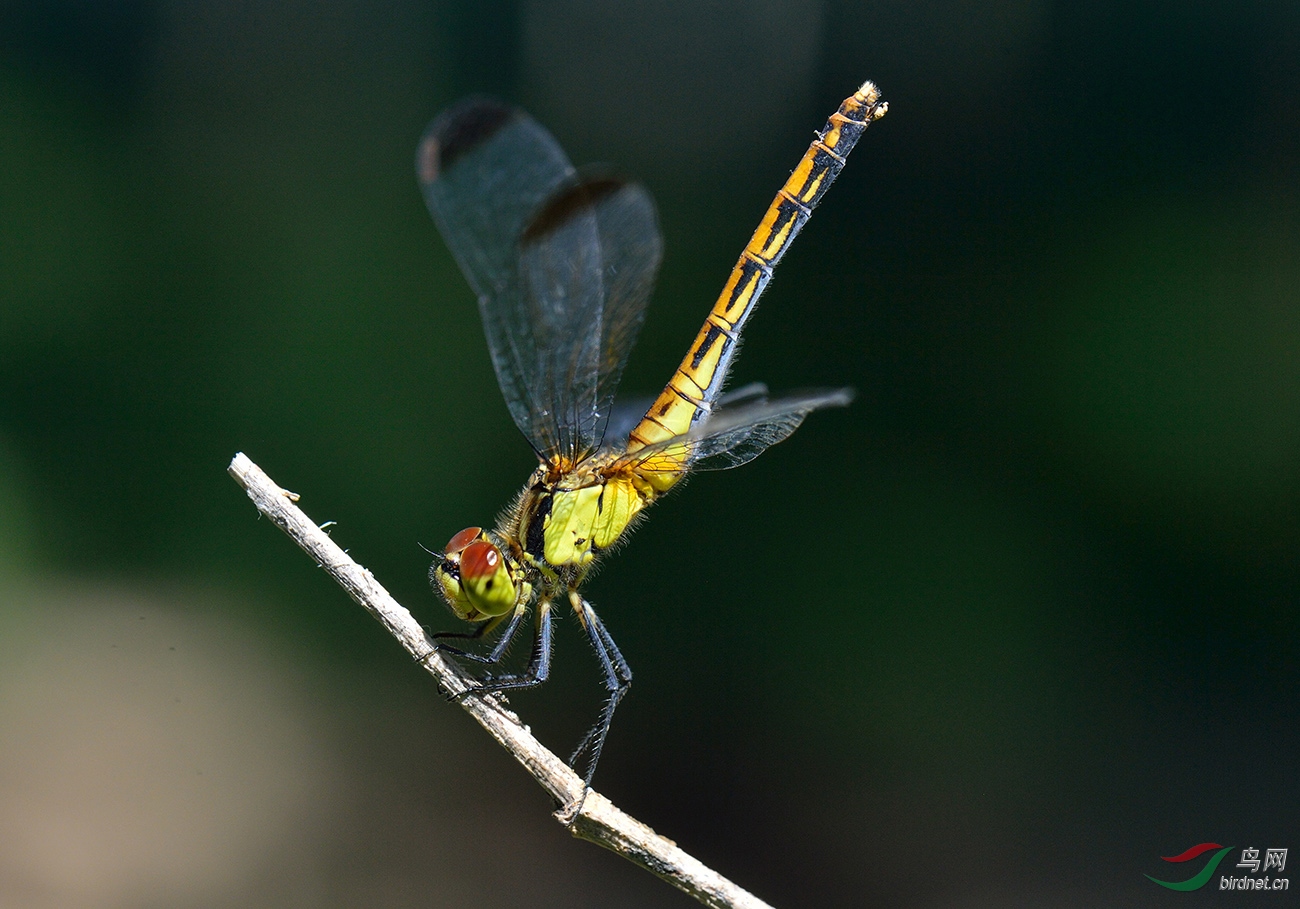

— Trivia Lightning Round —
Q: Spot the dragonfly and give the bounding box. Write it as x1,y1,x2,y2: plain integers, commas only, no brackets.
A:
417,81,887,795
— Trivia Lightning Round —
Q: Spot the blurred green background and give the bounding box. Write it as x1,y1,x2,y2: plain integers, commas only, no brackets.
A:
1,1,1296,906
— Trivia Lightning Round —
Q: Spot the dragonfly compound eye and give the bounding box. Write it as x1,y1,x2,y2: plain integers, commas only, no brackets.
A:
444,526,484,558
458,540,517,617
431,527,487,620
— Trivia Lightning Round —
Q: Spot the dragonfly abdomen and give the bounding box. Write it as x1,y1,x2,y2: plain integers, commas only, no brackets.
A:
627,82,887,453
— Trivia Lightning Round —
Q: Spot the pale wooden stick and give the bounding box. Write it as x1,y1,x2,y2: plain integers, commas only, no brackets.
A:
228,452,776,909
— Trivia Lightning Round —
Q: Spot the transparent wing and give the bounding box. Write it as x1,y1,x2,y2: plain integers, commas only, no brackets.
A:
517,172,661,459
603,382,769,454
614,387,853,473
417,98,661,462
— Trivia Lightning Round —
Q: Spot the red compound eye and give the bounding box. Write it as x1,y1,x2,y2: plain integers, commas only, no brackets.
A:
444,526,483,556
459,540,502,581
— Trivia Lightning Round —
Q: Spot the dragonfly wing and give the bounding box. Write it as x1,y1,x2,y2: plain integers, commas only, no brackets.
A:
616,387,853,473
711,381,770,409
588,177,661,443
517,173,661,459
603,394,657,454
603,382,769,453
418,99,661,462
418,99,575,457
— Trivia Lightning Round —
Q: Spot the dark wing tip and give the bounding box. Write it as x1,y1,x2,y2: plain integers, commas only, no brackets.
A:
417,97,516,186
519,173,628,245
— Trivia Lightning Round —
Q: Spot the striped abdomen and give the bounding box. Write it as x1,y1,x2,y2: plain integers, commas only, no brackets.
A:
627,81,887,454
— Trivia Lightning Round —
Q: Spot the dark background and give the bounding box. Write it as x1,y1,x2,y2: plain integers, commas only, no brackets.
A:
0,1,1296,906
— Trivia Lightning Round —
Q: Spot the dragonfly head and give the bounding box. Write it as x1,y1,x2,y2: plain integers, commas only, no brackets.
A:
430,526,523,622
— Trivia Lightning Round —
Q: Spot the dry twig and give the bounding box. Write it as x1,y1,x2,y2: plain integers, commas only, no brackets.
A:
228,451,776,909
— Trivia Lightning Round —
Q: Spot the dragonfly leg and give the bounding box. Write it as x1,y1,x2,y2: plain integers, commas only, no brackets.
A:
568,593,632,793
415,617,493,669
431,604,528,665
460,599,553,695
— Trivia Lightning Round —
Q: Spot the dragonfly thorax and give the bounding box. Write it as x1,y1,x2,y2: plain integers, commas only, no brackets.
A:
512,457,655,574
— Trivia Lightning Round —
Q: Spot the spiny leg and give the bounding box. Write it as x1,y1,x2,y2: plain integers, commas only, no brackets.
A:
460,598,553,696
589,602,632,686
569,593,632,791
431,603,529,665
427,616,496,645
415,614,494,669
